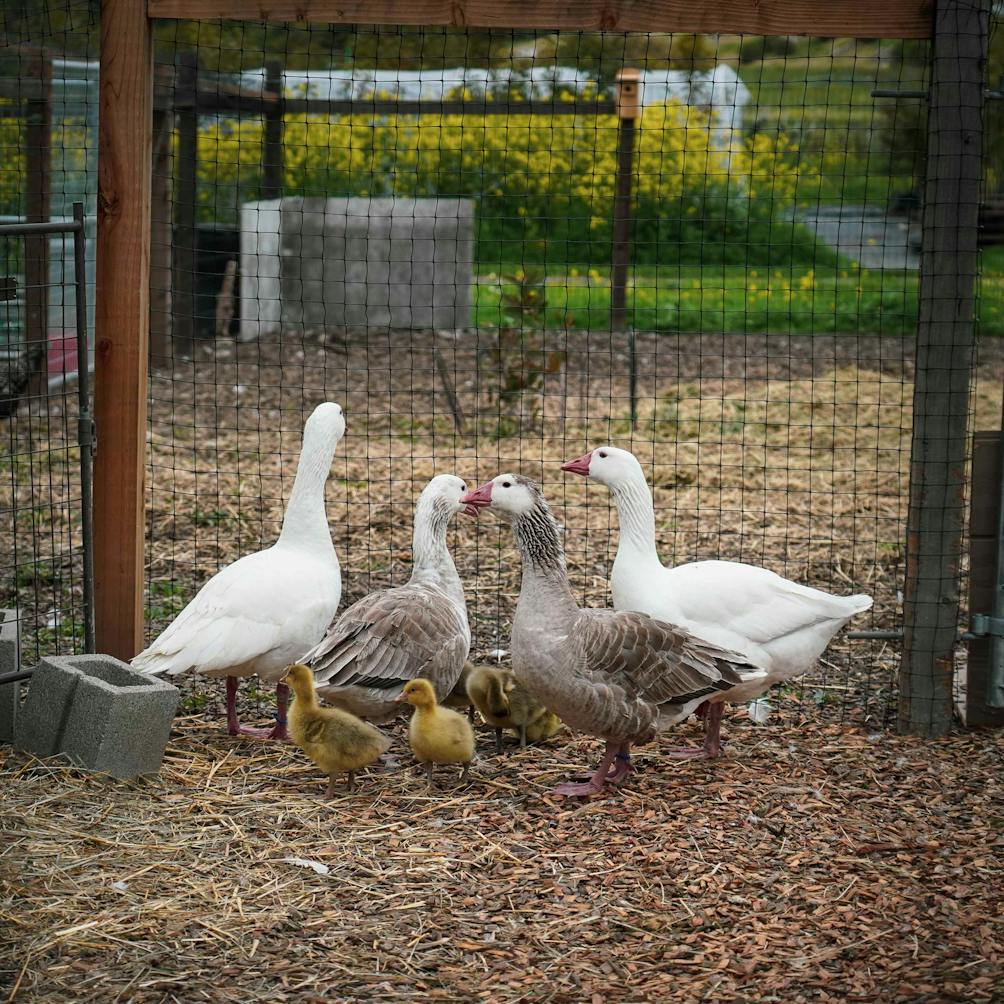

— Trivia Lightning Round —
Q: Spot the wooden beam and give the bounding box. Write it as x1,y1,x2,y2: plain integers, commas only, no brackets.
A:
173,50,197,354
282,98,617,116
965,432,1004,727
898,0,988,737
147,0,935,39
94,0,153,660
150,108,173,365
261,60,284,203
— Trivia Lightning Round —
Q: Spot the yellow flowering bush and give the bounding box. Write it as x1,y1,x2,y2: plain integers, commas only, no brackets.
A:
197,100,824,266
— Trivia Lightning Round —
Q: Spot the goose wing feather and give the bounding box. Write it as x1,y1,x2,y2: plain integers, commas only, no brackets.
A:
659,561,872,650
572,608,761,709
305,582,468,696
133,547,338,677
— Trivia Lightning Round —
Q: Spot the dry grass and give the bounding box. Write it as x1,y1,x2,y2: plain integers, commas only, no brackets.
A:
2,715,1002,1002
3,329,1003,1001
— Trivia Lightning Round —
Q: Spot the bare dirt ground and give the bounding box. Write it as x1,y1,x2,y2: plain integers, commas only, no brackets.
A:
3,329,1003,1001
1,716,1001,1002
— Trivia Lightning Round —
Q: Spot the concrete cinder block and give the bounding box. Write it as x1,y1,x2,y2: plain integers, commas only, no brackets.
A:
14,655,83,757
0,609,20,743
241,196,474,336
15,655,179,779
239,200,282,340
59,656,180,779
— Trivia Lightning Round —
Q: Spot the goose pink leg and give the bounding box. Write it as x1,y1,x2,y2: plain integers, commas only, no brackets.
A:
552,742,634,797
225,677,290,740
665,702,724,759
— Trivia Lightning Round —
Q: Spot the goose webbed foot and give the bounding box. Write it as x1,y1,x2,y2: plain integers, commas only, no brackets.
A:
551,741,628,798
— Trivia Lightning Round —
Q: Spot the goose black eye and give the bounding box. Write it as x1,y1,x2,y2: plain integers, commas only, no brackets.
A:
502,481,511,488
599,451,608,458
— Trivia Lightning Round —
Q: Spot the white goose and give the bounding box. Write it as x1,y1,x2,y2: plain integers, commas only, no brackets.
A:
133,402,345,739
462,474,766,796
302,474,473,722
561,446,872,757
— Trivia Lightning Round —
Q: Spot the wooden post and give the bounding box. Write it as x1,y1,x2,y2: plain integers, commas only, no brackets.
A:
24,50,51,392
965,432,1004,726
173,50,197,352
610,68,639,333
899,0,989,736
94,0,152,659
150,107,173,364
262,60,284,202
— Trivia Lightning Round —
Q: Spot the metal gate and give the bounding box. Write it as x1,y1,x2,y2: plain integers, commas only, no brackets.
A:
0,202,95,662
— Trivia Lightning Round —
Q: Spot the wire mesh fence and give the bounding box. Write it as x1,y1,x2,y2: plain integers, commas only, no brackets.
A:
3,13,1002,731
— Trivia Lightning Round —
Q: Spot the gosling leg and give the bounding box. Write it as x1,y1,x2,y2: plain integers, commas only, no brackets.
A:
424,761,436,791
494,728,503,755
325,774,337,799
519,723,527,749
460,762,470,784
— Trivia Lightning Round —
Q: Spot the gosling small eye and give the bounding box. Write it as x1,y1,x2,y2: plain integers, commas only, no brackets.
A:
598,451,608,458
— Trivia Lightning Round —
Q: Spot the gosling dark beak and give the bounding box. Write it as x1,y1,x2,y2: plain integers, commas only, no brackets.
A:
460,481,493,514
560,451,593,477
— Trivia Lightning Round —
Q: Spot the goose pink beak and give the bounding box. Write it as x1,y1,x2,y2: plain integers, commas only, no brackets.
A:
560,451,593,477
460,481,494,513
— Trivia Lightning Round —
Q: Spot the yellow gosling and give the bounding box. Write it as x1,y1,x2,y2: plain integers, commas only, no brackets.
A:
282,664,391,797
396,678,475,789
467,664,562,753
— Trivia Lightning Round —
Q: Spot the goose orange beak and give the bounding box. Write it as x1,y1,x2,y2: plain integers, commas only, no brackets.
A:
460,481,493,513
560,451,593,477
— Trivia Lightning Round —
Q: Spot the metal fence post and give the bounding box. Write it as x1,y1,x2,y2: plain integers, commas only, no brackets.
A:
72,202,96,654
899,0,989,736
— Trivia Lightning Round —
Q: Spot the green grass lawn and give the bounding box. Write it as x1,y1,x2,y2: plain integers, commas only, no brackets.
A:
474,257,1004,337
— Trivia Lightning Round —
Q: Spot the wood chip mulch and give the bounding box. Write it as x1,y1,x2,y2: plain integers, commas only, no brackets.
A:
2,713,1001,1003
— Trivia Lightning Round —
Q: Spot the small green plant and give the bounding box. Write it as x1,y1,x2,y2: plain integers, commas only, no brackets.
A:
193,508,229,528
482,267,566,439
181,692,212,712
15,562,56,589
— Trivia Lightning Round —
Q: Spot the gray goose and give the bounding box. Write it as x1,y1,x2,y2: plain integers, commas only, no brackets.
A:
302,474,473,722
462,474,766,796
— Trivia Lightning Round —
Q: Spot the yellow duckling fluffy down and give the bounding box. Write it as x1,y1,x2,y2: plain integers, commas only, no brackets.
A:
282,664,391,796
397,678,475,788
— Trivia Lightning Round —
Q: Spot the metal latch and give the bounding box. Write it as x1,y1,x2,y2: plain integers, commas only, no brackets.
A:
78,413,96,457
969,614,1004,638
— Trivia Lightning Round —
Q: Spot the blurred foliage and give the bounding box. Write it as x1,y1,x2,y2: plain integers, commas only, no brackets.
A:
198,100,830,268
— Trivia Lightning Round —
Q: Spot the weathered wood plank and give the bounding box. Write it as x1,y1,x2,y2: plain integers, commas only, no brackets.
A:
970,430,1000,538
899,0,988,737
147,1,935,39
172,50,197,355
23,51,50,397
966,432,1004,727
94,0,153,660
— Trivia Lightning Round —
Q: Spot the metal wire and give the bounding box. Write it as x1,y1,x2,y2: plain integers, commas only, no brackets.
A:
2,14,997,732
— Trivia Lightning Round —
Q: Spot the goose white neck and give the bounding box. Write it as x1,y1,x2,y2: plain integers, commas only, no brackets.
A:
610,471,659,562
410,494,455,574
278,430,338,549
